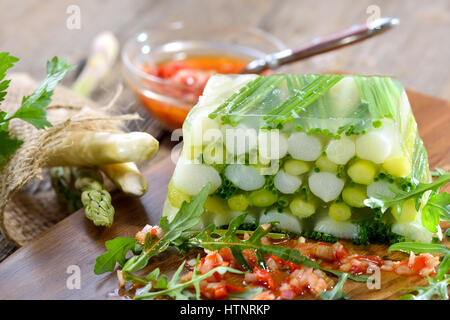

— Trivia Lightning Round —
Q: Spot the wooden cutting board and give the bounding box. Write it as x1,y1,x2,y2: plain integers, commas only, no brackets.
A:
0,89,448,300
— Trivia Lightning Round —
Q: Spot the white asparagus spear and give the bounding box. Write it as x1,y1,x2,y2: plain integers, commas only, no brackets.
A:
69,31,151,197
46,131,159,167
71,31,119,97
100,162,148,196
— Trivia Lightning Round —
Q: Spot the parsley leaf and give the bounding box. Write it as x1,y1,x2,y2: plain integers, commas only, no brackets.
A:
11,57,74,129
0,52,19,104
317,273,349,300
0,131,23,163
0,54,73,165
94,237,137,275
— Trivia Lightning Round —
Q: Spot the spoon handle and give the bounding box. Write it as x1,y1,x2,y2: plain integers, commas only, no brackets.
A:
241,17,400,74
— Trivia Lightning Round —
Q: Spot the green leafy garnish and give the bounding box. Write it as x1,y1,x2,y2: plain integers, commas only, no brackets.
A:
365,172,450,232
11,57,73,129
399,275,450,300
229,287,263,299
134,257,244,300
317,273,349,300
388,242,450,255
422,192,450,230
0,130,23,163
94,237,138,275
123,183,211,274
0,53,73,164
0,53,19,105
183,213,366,282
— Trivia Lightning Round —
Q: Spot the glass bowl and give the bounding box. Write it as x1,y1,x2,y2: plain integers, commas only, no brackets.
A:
121,22,286,130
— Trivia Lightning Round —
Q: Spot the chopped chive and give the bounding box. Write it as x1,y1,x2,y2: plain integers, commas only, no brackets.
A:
208,76,264,119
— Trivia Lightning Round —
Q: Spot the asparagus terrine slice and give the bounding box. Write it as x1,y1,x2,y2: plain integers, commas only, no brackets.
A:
163,74,437,243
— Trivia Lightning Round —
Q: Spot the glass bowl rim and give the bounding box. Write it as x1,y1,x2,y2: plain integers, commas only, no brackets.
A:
121,24,287,91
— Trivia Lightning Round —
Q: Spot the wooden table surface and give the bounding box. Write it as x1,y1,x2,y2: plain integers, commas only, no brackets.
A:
0,0,449,259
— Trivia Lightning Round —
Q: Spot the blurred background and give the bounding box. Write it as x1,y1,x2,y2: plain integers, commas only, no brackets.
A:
1,0,449,99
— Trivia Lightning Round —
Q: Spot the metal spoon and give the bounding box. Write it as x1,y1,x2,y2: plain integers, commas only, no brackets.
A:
241,17,400,74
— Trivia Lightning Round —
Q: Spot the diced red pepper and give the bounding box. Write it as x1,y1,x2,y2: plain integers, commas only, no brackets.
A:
252,267,276,290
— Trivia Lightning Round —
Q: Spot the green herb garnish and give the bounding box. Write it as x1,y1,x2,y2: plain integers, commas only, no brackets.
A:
399,276,450,300
123,183,211,274
0,53,73,164
229,287,263,299
354,210,405,245
134,256,244,300
365,172,450,232
264,74,344,126
94,237,138,275
317,273,349,300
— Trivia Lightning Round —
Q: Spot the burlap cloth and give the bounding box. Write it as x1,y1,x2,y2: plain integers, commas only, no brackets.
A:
0,73,140,246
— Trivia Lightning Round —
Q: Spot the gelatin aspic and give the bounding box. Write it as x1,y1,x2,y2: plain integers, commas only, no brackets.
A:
163,74,439,244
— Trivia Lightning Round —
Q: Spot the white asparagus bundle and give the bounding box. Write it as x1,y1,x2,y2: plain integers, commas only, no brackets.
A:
72,31,119,97
68,31,150,197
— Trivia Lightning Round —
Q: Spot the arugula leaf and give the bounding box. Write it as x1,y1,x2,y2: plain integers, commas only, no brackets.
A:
185,213,367,282
229,287,263,299
0,52,19,104
388,242,450,255
399,275,450,300
365,173,450,213
365,172,450,232
423,192,450,225
11,57,73,129
94,237,137,275
134,258,244,300
122,183,211,273
122,267,169,289
317,273,349,300
436,255,450,280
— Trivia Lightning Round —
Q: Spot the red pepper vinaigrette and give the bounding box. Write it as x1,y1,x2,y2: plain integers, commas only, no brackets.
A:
136,55,249,130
